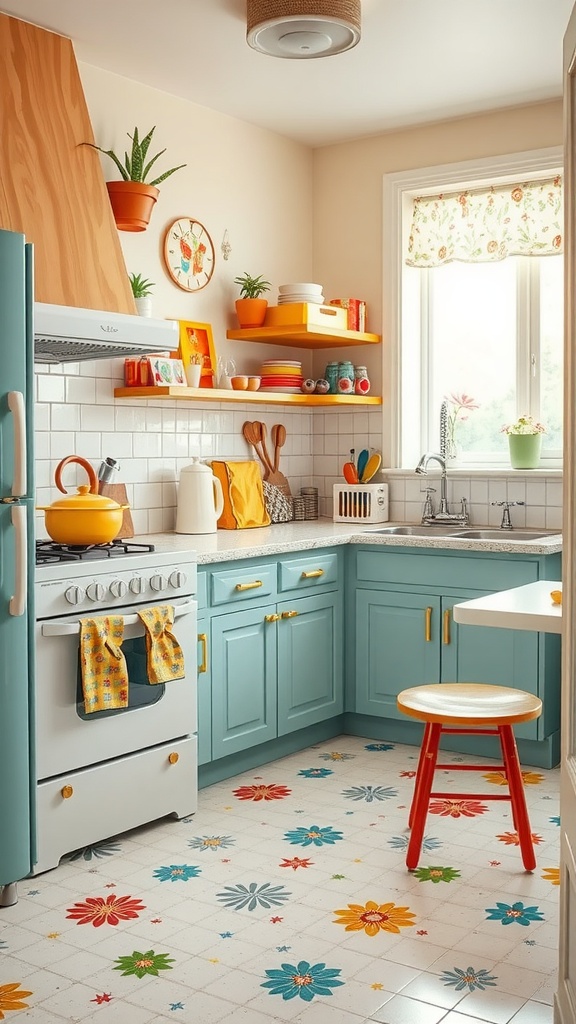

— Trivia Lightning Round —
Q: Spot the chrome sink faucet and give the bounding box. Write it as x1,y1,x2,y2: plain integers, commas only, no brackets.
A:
415,452,469,526
491,500,525,530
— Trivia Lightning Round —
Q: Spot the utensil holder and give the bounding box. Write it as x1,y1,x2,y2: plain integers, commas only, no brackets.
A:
333,483,389,524
300,486,318,520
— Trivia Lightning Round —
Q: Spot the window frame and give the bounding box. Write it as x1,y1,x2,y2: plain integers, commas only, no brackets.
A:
383,146,563,469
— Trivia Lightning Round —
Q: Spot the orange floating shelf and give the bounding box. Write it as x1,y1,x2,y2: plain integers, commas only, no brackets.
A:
113,386,382,406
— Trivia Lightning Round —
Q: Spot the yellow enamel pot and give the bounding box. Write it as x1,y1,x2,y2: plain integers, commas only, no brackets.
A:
38,456,129,545
37,484,129,544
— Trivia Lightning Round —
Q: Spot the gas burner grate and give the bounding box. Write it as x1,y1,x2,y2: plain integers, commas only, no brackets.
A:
35,539,155,565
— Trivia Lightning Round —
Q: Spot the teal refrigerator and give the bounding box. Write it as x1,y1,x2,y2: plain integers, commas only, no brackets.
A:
0,228,35,906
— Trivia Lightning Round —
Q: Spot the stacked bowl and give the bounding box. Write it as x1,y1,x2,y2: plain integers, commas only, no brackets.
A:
259,358,303,393
277,283,324,305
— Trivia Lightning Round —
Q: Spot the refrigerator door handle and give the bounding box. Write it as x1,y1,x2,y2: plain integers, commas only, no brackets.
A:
7,391,27,497
9,504,27,617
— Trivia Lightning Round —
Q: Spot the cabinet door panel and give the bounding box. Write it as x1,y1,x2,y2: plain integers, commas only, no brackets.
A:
211,607,277,760
355,590,441,718
277,592,343,735
443,595,538,740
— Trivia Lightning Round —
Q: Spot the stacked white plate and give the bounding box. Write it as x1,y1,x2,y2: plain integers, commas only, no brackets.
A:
259,358,303,393
277,282,325,305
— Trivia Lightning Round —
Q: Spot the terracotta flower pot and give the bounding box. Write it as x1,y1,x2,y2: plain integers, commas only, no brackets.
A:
235,298,268,328
106,181,159,232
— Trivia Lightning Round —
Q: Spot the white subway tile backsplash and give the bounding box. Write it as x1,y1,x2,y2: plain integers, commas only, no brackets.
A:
51,403,81,431
37,374,65,403
32,364,563,533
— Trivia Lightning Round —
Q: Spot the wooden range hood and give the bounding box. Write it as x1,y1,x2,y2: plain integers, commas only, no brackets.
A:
0,13,135,314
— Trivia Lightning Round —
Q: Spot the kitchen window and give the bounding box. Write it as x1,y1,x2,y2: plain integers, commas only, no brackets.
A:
384,148,564,469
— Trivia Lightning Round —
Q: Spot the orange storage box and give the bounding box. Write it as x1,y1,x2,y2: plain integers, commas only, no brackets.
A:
264,303,347,330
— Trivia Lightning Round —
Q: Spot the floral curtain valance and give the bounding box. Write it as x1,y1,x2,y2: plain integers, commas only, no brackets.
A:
406,175,563,268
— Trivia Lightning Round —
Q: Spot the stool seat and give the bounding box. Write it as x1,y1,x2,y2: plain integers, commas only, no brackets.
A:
397,683,542,726
396,682,543,872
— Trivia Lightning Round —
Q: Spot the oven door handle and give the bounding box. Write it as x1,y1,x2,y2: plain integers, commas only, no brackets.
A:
41,599,197,636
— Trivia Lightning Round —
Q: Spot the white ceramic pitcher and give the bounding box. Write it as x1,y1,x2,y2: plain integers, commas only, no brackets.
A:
175,460,224,534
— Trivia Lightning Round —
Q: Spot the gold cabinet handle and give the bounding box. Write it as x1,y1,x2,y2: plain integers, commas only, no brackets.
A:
301,569,324,579
198,632,208,674
168,752,179,764
61,785,73,799
443,609,451,645
235,580,263,591
425,606,432,642
281,610,299,618
265,613,280,622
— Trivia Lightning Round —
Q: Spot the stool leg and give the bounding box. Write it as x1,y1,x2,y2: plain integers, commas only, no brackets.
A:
409,722,432,828
499,725,535,872
406,722,441,871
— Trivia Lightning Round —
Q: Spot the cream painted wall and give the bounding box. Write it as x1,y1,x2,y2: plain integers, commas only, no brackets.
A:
312,99,564,464
78,62,316,377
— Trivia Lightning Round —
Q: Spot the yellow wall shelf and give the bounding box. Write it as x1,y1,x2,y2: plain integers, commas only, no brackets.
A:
113,387,382,407
225,325,380,348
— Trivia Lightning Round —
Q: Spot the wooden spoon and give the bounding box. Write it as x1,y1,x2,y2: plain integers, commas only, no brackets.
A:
255,422,274,475
267,424,291,495
242,421,272,474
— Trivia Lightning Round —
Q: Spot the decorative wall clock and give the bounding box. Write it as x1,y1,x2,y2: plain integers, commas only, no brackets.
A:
163,218,215,291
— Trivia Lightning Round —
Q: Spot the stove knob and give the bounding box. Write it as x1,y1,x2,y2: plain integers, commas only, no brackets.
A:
109,579,128,599
169,570,187,589
150,573,167,592
64,585,85,605
86,582,106,602
129,576,145,595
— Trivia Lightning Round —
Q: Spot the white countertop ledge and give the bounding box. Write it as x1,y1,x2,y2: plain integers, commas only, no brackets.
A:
132,519,562,564
453,581,562,634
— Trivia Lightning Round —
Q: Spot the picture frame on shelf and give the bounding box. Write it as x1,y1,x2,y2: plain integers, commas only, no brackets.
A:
147,355,187,387
174,320,217,388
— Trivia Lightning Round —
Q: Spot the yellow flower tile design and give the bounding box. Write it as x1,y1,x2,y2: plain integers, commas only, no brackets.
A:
333,900,416,936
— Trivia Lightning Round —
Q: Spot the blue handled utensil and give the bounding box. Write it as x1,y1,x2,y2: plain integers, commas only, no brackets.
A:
357,448,369,481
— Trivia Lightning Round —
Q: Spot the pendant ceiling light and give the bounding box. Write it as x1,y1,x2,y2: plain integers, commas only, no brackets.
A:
246,1,361,59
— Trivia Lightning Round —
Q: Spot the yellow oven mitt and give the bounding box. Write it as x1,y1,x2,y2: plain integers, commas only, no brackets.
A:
137,605,185,683
79,616,129,714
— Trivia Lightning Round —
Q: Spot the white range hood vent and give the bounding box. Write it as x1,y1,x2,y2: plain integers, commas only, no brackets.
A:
34,302,178,364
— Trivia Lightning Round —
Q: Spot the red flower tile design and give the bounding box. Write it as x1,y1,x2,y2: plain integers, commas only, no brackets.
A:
66,895,146,927
496,831,543,846
233,784,292,801
429,799,488,817
279,857,313,871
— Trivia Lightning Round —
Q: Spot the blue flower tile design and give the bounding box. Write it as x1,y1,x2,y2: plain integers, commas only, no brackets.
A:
187,835,235,852
364,742,395,751
389,834,442,851
441,966,498,992
298,768,334,778
261,959,344,1001
284,825,343,847
67,840,122,862
549,815,561,826
484,901,545,926
153,865,201,882
342,785,398,802
216,882,291,911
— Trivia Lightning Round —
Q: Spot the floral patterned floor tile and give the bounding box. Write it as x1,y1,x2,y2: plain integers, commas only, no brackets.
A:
454,985,526,1022
0,738,560,1024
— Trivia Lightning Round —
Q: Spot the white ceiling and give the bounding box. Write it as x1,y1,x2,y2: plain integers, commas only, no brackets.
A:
1,0,574,147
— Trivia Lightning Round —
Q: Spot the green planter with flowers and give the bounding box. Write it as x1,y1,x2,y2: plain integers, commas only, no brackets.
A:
502,415,546,469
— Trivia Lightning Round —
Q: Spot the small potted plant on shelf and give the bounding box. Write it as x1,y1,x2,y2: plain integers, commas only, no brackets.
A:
234,272,271,328
129,273,155,317
501,414,546,469
85,126,186,232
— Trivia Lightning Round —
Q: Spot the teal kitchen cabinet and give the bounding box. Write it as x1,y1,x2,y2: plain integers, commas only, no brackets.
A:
350,545,561,765
277,590,343,735
199,548,344,766
355,588,539,741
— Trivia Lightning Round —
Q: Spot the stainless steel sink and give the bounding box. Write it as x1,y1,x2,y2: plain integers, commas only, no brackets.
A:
457,529,557,541
371,525,468,537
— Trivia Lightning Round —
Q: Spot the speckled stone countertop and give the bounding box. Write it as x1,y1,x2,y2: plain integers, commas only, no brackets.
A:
134,519,562,565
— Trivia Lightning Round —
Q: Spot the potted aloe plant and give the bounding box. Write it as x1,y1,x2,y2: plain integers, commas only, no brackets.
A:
234,272,271,328
86,126,186,232
129,272,155,317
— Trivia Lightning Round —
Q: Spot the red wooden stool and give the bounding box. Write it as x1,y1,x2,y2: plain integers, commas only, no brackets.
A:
397,683,542,871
